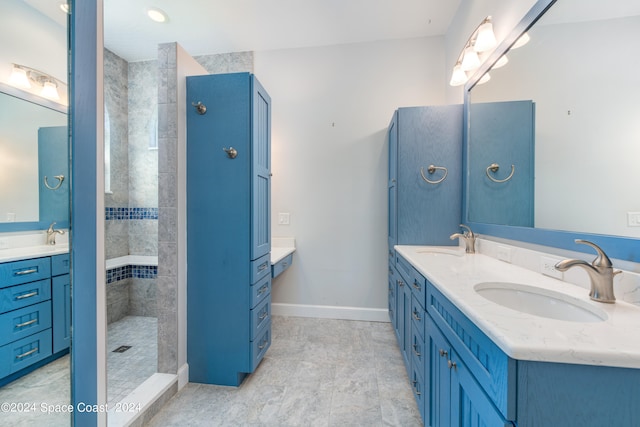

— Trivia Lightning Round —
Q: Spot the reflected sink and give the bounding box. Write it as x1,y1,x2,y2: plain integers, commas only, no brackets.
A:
474,282,607,323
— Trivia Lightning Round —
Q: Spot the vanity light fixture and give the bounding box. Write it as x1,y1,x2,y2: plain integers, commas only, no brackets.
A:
8,63,63,101
449,16,499,86
59,2,70,14
512,32,530,49
147,7,169,23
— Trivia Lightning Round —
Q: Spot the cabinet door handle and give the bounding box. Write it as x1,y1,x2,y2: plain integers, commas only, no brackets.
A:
15,268,38,276
448,360,457,370
16,291,38,300
258,339,268,350
412,282,421,291
16,318,38,328
412,311,421,322
439,349,448,357
259,311,268,320
257,285,268,295
16,347,39,359
258,263,268,271
412,380,422,396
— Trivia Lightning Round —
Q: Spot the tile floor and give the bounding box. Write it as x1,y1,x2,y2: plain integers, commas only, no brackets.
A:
146,316,421,426
0,315,157,426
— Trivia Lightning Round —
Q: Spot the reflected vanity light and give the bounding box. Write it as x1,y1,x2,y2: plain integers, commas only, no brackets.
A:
512,32,530,49
8,64,63,101
59,2,70,14
449,16,499,86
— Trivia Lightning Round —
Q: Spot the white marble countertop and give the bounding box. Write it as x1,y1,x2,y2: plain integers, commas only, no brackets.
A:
271,247,295,265
0,244,69,263
396,245,640,369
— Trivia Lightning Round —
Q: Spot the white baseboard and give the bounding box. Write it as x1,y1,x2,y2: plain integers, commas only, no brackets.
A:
177,363,189,390
271,302,390,322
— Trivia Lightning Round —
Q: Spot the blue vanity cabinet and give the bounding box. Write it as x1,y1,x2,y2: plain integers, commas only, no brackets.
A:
186,73,272,386
0,254,69,386
51,254,71,353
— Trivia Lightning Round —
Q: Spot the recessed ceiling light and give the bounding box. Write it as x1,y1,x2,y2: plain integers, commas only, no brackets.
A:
147,7,169,23
59,2,70,14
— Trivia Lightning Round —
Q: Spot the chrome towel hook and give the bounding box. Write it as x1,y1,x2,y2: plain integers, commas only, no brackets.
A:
223,147,238,159
44,175,65,190
420,165,448,184
486,163,515,183
191,101,207,115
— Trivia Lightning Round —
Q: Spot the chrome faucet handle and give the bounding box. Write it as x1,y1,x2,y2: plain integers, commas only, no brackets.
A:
459,224,474,238
574,239,616,270
47,221,57,233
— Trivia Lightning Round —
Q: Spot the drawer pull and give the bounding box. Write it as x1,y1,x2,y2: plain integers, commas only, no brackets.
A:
257,285,268,295
16,347,39,359
412,282,421,291
439,349,448,357
259,311,268,320
412,344,421,358
16,291,39,300
412,310,422,322
412,380,422,396
258,263,268,271
258,339,268,350
16,318,38,328
447,360,457,370
15,268,38,276
282,262,287,268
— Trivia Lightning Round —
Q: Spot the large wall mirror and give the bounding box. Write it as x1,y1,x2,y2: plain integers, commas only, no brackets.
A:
464,0,640,262
0,84,68,231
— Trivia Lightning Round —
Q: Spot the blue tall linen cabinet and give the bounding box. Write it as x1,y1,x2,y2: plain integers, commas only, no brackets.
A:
186,73,271,386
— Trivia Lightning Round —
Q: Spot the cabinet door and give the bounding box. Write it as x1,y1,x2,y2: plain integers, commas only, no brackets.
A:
52,274,71,353
251,76,271,260
427,318,451,427
387,268,396,326
450,349,513,427
402,280,412,376
388,111,398,251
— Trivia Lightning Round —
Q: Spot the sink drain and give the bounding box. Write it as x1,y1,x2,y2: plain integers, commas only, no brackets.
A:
112,345,132,353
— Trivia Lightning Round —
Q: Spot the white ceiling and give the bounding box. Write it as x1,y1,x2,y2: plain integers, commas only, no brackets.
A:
23,0,461,62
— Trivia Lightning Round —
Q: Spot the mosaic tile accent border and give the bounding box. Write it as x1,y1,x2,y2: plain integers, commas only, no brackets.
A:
106,207,159,221
107,264,158,284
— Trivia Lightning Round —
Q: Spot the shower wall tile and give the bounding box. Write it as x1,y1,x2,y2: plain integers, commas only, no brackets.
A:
129,278,157,317
195,51,254,74
107,279,131,324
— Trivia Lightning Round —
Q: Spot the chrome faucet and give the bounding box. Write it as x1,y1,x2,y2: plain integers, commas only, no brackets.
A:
555,239,622,303
450,224,476,254
46,222,64,245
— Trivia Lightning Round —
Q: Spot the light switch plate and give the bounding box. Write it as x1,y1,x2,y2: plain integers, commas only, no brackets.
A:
278,213,290,225
540,256,563,279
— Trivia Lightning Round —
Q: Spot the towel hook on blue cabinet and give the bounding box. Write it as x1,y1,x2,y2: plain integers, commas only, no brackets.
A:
44,174,65,190
486,163,515,183
223,147,238,159
191,101,207,115
420,165,448,184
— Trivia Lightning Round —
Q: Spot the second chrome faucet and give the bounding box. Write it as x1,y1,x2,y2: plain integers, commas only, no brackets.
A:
450,224,476,254
555,239,621,303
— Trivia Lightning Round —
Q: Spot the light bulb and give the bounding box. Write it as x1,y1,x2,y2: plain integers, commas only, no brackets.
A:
147,8,168,23
449,65,468,87
9,66,31,89
474,21,497,52
460,47,480,72
478,73,491,85
41,81,60,100
512,33,530,49
492,55,509,69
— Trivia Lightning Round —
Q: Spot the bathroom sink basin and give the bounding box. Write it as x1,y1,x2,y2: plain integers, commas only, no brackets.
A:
416,247,464,257
474,282,607,323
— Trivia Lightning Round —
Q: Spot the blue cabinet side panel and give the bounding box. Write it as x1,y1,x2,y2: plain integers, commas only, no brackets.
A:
396,105,463,246
468,100,535,227
388,112,398,250
251,76,271,260
517,361,640,426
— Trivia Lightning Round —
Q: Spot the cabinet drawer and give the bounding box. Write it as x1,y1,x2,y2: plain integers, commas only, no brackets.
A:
0,329,52,378
396,254,426,307
427,284,516,420
251,253,271,284
271,253,292,278
411,327,426,376
51,254,70,277
0,279,51,315
250,296,271,340
411,362,426,421
0,258,51,290
411,295,426,341
250,321,271,372
0,301,52,346
250,275,271,309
